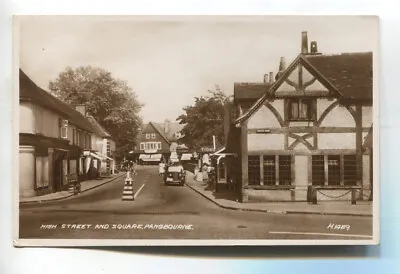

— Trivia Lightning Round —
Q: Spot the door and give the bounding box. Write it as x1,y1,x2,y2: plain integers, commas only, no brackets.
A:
53,153,63,192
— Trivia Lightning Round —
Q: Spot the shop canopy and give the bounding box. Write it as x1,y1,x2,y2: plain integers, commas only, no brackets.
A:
140,154,162,162
180,153,193,161
95,152,113,161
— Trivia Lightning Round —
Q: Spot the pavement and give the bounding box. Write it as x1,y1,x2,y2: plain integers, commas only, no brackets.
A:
19,172,127,204
184,171,373,217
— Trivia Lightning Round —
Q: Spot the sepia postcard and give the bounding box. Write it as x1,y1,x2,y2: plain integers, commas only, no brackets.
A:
13,15,379,246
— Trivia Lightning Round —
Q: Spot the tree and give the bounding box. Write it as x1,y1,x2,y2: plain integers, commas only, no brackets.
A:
49,66,143,157
176,85,232,151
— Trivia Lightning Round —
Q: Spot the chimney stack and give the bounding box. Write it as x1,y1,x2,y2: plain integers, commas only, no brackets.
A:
164,119,170,133
279,57,286,72
263,74,269,83
301,31,308,54
76,105,86,116
310,41,318,54
269,72,274,84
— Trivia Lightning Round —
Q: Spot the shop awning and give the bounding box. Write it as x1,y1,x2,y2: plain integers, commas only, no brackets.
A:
90,152,103,161
139,154,150,160
181,153,193,161
141,154,162,162
95,152,113,161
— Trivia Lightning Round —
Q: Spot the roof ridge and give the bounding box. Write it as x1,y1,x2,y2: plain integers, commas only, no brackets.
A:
305,51,372,58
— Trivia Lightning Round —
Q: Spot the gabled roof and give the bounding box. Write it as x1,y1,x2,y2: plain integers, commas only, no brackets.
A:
234,52,373,125
86,116,112,138
234,83,272,101
141,121,184,144
20,69,97,133
305,52,372,101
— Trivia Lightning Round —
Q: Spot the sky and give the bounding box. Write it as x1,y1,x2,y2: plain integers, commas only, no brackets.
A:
18,16,379,123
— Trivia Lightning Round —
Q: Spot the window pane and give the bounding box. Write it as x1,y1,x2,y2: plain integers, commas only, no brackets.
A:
300,100,309,119
248,156,260,185
344,155,357,186
312,155,325,186
290,101,299,119
279,155,292,185
328,155,341,185
263,155,275,185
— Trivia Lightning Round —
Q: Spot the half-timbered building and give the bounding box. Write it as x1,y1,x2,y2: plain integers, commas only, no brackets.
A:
224,32,374,203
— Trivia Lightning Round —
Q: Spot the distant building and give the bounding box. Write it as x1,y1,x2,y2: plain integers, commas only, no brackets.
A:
84,114,116,175
222,31,373,203
132,120,184,164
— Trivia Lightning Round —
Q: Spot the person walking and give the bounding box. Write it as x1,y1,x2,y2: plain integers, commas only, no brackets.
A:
159,161,165,177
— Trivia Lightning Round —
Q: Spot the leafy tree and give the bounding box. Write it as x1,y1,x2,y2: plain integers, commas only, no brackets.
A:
49,66,143,157
176,86,232,151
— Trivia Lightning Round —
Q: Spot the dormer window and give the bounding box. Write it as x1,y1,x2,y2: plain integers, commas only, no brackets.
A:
286,98,315,121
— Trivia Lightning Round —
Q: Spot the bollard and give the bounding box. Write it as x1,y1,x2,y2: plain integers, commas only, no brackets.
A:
351,189,357,205
311,188,318,205
122,172,135,201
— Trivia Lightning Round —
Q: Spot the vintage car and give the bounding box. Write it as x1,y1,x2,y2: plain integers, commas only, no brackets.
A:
164,164,186,186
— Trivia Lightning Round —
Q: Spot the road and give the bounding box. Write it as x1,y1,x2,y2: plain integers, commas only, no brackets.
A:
19,166,373,240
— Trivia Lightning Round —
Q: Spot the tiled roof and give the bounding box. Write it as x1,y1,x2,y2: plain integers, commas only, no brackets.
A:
152,121,184,142
20,69,97,133
86,116,111,138
234,83,272,101
305,52,373,101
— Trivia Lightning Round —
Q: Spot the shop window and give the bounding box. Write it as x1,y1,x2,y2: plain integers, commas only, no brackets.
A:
35,156,49,188
312,155,325,186
263,156,275,185
279,155,292,185
343,155,357,186
328,155,341,185
287,98,314,121
248,156,260,185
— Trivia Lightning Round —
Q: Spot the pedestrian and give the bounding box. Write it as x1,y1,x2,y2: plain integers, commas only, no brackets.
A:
159,161,165,177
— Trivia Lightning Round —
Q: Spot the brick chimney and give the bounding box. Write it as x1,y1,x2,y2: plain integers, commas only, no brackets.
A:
263,73,269,83
279,57,286,72
76,105,86,116
310,41,318,54
164,119,170,133
269,72,274,84
301,31,308,54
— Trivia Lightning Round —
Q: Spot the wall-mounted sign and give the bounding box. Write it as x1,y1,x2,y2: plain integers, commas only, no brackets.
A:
200,147,214,153
256,129,271,134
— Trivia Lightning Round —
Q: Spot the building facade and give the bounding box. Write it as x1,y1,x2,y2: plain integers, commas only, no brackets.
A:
224,32,373,203
132,120,184,164
19,69,97,197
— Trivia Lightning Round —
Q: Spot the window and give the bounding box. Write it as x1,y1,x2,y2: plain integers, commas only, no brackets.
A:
157,143,162,149
59,119,68,139
248,156,260,185
343,155,357,186
328,155,341,185
35,156,49,188
140,143,145,150
312,155,325,186
279,155,292,185
145,133,150,139
151,133,156,139
287,99,313,121
263,156,275,185
72,128,76,144
311,155,357,186
143,142,161,150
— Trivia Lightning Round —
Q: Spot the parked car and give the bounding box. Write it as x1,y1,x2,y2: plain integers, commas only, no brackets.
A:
164,163,186,186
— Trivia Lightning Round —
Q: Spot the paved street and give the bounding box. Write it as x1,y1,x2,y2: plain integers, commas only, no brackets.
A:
20,166,373,240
